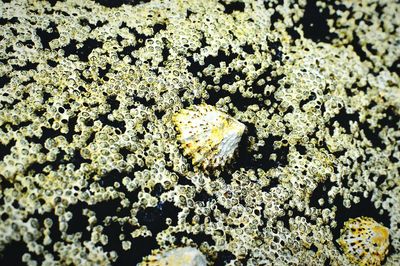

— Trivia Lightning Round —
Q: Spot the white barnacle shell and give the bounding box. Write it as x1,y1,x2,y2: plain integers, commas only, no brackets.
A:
172,104,246,170
337,216,390,266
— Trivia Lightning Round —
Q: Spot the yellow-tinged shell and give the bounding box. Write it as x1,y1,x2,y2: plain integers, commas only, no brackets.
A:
337,216,390,266
172,104,246,170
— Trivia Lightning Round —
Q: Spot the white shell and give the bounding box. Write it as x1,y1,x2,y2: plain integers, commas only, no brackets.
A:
172,104,246,170
337,216,390,266
140,247,207,266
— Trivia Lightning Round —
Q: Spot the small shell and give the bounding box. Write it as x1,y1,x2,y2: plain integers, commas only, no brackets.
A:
337,216,390,266
140,247,207,266
172,104,246,170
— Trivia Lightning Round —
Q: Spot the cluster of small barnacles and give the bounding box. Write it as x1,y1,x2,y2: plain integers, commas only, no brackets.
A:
0,0,399,265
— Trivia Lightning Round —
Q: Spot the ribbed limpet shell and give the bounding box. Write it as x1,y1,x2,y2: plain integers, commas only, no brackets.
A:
337,216,390,266
172,104,246,171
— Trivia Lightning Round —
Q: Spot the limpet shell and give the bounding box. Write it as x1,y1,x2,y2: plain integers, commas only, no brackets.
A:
337,216,390,266
172,104,246,170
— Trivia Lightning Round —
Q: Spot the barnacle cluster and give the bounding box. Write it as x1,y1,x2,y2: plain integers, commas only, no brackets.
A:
0,0,399,265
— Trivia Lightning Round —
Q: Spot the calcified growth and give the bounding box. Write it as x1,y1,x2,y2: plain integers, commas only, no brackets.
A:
338,217,390,266
0,0,399,265
172,104,246,170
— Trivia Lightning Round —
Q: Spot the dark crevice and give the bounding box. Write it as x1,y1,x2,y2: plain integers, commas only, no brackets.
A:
174,231,215,246
99,169,142,204
241,44,254,54
286,27,301,40
27,126,60,144
249,68,283,95
295,144,307,155
300,91,317,110
152,23,166,34
205,50,238,68
65,115,77,142
150,183,166,198
329,108,359,134
377,107,399,130
133,95,155,106
187,49,239,81
65,202,91,241
43,91,51,102
118,44,136,61
193,189,214,203
87,198,123,222
97,113,126,134
121,22,153,51
119,147,131,161
0,241,29,265
25,150,66,174
388,58,400,74
136,201,180,234
267,40,283,62
12,61,38,71
300,0,338,43
215,250,236,265
263,0,284,10
359,122,385,150
62,38,103,62
79,18,108,31
106,95,120,110
0,76,11,88
270,12,284,31
117,235,157,265
233,123,288,171
351,34,368,62
261,178,280,193
98,63,112,79
36,22,59,50
1,121,32,132
94,0,151,8
0,139,16,161
69,149,92,170
309,179,336,209
154,109,166,120
0,17,19,25
47,59,58,67
278,203,317,231
220,1,245,14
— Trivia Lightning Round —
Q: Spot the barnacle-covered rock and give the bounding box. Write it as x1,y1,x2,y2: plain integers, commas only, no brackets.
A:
1,0,400,265
337,217,390,266
140,247,207,266
172,104,246,170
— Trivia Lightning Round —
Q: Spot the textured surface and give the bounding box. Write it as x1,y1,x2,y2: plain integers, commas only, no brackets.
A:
172,104,246,170
0,0,399,265
140,247,207,266
338,217,390,266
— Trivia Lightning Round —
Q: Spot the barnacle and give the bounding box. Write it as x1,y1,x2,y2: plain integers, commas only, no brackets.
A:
172,104,246,170
0,0,400,265
140,247,207,266
337,217,390,266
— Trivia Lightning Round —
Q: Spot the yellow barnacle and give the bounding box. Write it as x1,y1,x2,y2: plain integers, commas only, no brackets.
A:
337,216,390,266
172,104,246,171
